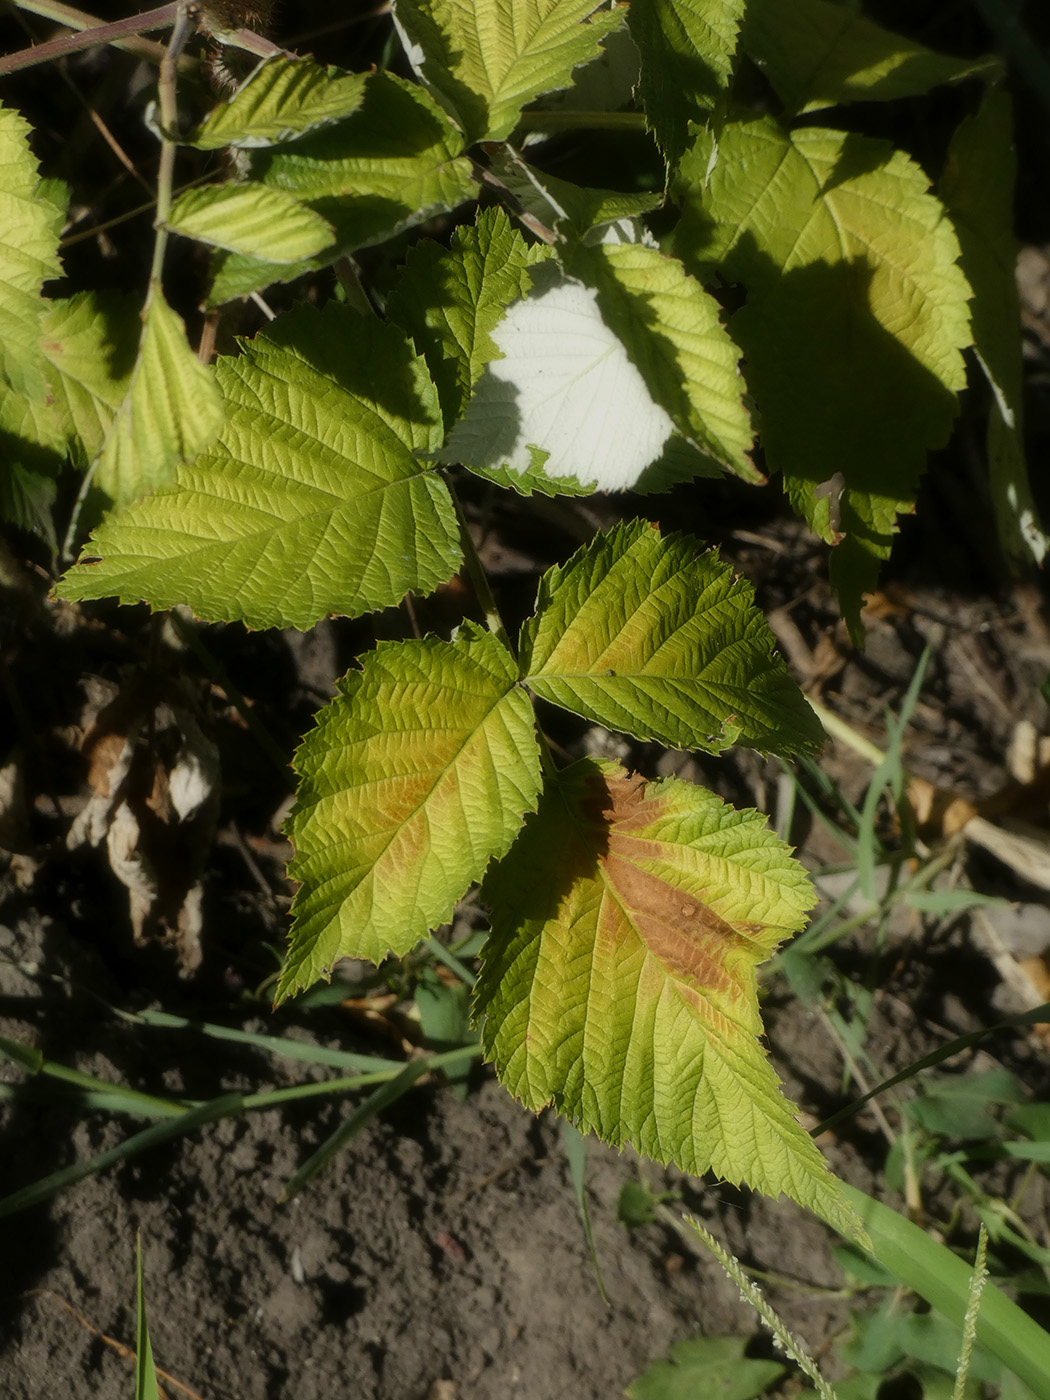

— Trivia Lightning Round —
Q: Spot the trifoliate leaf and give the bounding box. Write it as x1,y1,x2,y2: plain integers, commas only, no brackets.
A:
40,292,138,461
57,303,461,630
742,0,1001,115
386,207,554,427
477,760,860,1237
167,183,334,262
208,72,475,304
675,117,972,635
392,0,625,142
441,266,675,492
188,55,368,149
0,104,63,399
277,625,543,998
92,284,224,507
627,0,746,166
940,91,1047,567
521,520,823,756
573,242,755,480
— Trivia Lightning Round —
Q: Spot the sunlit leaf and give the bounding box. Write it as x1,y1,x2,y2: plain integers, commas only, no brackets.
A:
189,55,368,149
742,0,1001,114
57,304,461,629
521,520,823,756
392,0,625,142
167,183,334,262
573,241,755,479
92,284,224,507
441,266,675,492
387,207,554,427
0,103,63,399
277,624,543,997
477,760,859,1235
208,72,475,305
627,0,746,166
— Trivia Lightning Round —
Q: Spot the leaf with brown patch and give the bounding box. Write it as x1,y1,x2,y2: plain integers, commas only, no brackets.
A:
476,759,863,1239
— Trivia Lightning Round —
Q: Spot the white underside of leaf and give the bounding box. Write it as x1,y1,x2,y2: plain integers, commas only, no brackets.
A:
443,277,674,491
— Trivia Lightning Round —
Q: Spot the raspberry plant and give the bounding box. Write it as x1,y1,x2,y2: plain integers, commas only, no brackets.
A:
2,0,1040,1238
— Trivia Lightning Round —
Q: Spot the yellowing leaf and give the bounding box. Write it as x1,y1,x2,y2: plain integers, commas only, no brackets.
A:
743,0,1001,114
58,303,462,630
277,625,543,998
478,761,860,1236
521,520,823,756
94,284,224,507
393,0,625,142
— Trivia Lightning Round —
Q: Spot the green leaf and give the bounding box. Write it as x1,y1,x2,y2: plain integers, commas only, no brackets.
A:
277,625,543,999
188,55,368,149
39,291,138,460
840,1184,1050,1400
477,760,858,1235
627,1335,786,1400
940,90,1047,567
209,72,475,305
92,284,224,507
166,183,334,262
58,303,461,630
903,1068,1027,1141
675,117,972,634
521,520,824,757
440,263,677,492
627,0,746,166
135,1236,162,1400
0,103,64,399
573,241,756,479
741,0,1001,114
392,0,625,142
386,207,553,427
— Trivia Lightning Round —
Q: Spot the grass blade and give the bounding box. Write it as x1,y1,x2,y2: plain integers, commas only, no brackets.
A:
840,1184,1050,1400
135,1232,162,1400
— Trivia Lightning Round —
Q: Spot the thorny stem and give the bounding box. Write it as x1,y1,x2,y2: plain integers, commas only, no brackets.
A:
0,0,289,77
0,1,179,75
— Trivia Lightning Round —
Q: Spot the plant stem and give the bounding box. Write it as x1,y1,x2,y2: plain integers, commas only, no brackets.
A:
517,110,647,132
0,1,179,76
446,480,560,778
448,483,514,656
148,0,193,283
